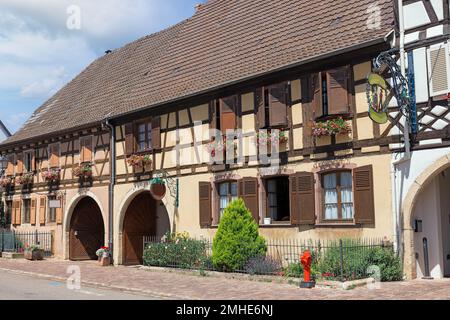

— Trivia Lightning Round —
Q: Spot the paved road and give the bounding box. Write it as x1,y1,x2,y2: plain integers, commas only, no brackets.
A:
0,270,161,300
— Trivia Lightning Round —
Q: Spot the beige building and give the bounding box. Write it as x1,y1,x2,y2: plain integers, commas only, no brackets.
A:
1,0,449,279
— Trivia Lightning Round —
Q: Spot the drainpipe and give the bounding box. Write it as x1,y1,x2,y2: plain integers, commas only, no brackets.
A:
104,118,116,263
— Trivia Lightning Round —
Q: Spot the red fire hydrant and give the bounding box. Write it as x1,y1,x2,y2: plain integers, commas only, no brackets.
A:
300,250,315,289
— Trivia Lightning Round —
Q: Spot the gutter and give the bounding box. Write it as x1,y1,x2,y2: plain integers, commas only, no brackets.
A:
104,118,116,263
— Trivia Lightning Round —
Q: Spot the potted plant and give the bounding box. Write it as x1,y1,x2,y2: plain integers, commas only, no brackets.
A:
150,177,166,200
24,244,44,261
255,129,289,147
16,173,34,186
0,176,15,188
312,117,352,137
96,246,111,266
41,168,60,183
206,136,237,159
73,163,93,179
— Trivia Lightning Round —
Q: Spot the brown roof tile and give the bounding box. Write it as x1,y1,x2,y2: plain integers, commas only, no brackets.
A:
2,0,394,146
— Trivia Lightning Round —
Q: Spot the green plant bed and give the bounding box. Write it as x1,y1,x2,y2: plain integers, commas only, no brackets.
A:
143,233,208,269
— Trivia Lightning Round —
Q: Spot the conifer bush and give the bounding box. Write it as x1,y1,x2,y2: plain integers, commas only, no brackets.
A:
212,199,267,271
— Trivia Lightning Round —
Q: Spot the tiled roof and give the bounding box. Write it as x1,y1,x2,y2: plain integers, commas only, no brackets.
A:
2,0,394,146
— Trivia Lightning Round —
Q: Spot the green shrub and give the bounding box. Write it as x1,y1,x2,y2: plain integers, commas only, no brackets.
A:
370,247,403,282
143,232,208,269
212,199,267,271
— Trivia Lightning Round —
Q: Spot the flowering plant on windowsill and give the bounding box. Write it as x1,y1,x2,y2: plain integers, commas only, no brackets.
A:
312,117,351,137
41,168,60,182
73,163,93,179
127,154,152,168
16,173,34,185
255,129,289,146
0,176,15,188
206,136,238,158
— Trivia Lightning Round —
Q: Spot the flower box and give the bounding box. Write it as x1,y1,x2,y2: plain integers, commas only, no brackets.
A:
73,163,93,179
127,154,153,171
16,173,34,186
312,117,351,137
0,176,15,188
255,129,289,147
24,245,44,261
206,136,238,159
41,169,60,183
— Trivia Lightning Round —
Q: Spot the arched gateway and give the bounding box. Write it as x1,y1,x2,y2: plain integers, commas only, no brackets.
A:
69,197,105,260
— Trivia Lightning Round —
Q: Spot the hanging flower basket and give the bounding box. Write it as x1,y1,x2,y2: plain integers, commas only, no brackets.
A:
150,177,166,200
16,173,34,186
41,169,60,183
255,129,289,146
312,117,352,137
0,176,15,188
73,163,93,179
127,154,152,169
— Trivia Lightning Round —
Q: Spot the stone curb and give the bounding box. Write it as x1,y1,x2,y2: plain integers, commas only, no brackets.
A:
0,266,194,300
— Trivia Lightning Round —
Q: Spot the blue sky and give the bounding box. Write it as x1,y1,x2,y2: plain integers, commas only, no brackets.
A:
0,0,204,133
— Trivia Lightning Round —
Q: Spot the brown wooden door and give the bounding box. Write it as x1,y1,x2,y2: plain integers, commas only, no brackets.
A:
69,197,105,260
122,192,156,265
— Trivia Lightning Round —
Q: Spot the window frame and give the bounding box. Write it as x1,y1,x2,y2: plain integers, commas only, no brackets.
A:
23,150,34,173
22,199,31,224
47,196,57,223
217,180,238,220
320,170,354,222
48,142,61,169
263,176,290,224
5,200,12,225
135,119,153,153
79,135,94,164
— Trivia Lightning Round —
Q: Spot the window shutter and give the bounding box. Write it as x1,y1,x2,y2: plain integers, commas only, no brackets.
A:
56,195,63,224
80,137,92,163
326,67,350,114
16,153,24,175
255,88,265,129
199,182,212,227
427,43,449,97
290,172,316,225
268,82,288,127
39,196,46,225
220,95,238,132
6,155,14,176
31,150,36,171
11,201,17,225
49,144,59,168
124,123,135,156
353,165,375,224
239,177,259,223
15,200,22,225
151,117,161,149
312,73,323,118
30,198,37,225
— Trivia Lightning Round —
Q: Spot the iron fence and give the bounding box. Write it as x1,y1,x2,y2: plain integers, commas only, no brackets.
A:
0,229,53,257
143,236,397,282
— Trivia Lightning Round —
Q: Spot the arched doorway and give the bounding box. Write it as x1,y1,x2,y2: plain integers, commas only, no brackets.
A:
69,197,105,260
122,192,157,265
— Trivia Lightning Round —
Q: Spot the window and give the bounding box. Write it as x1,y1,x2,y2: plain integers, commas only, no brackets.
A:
321,72,329,116
322,171,354,221
6,154,15,176
314,67,350,118
23,151,33,172
266,177,290,222
218,181,238,218
260,83,288,128
48,196,57,223
136,121,152,152
23,199,31,224
5,201,12,225
80,136,93,163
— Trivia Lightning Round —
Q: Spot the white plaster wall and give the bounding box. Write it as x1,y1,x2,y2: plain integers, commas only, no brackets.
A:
438,170,450,276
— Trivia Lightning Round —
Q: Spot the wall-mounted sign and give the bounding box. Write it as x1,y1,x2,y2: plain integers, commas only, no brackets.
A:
49,199,61,209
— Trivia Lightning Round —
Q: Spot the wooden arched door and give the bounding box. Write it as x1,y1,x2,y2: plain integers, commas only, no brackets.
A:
69,197,105,260
122,192,156,265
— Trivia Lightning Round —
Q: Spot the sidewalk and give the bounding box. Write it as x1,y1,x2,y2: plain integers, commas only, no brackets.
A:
0,258,449,300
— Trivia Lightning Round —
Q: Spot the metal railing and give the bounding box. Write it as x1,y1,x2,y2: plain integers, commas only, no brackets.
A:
0,229,53,257
143,236,398,282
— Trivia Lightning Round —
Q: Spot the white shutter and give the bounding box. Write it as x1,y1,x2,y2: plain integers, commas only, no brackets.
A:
427,43,450,97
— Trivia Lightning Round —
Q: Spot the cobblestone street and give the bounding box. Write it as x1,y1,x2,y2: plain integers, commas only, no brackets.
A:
0,258,449,300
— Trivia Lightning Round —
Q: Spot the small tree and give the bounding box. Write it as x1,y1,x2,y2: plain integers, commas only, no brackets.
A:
212,199,267,271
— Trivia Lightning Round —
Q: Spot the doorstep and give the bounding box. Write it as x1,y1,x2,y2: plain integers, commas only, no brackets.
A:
1,252,24,259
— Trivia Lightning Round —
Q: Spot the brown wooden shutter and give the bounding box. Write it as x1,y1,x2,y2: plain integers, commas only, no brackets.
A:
6,155,14,176
16,153,24,175
312,73,323,118
30,198,37,225
290,172,316,225
354,165,375,224
56,195,63,224
11,201,17,225
31,150,36,171
326,67,350,115
49,144,59,168
239,177,259,223
39,196,46,225
199,182,212,227
80,136,93,163
268,82,288,127
220,95,238,132
255,88,265,129
15,200,22,225
151,117,161,149
124,123,135,156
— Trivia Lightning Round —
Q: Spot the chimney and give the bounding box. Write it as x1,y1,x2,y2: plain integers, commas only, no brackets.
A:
195,3,203,11
105,50,112,54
